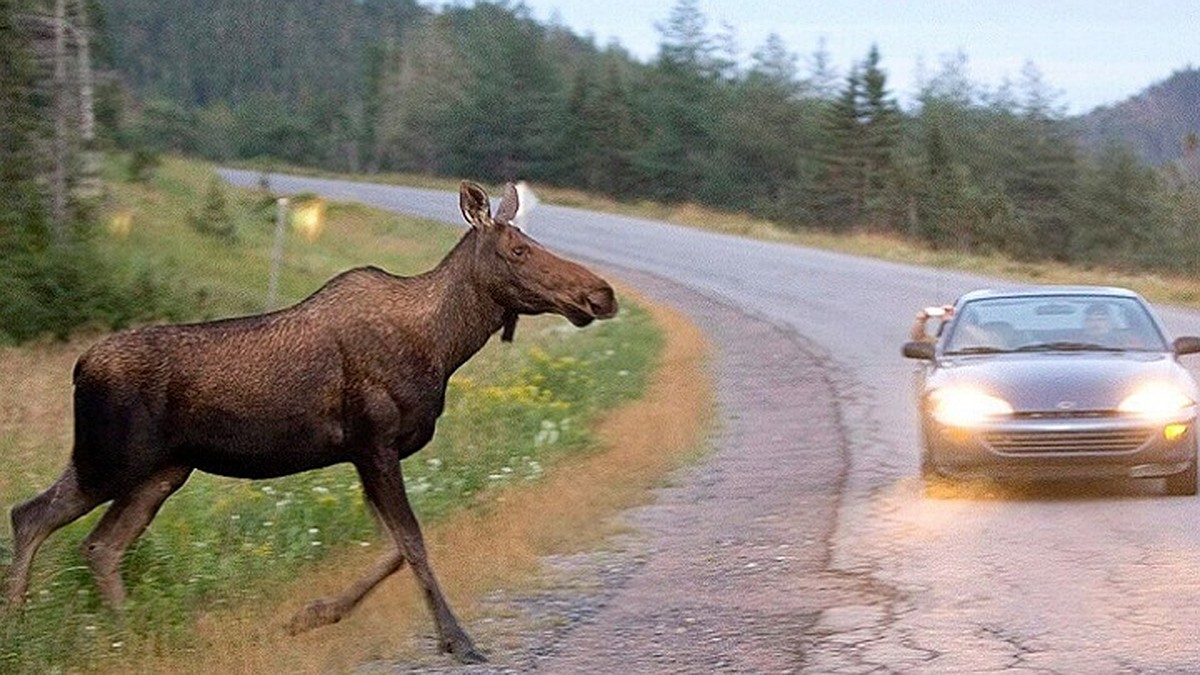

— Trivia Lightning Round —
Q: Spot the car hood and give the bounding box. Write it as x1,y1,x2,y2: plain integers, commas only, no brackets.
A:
929,352,1197,413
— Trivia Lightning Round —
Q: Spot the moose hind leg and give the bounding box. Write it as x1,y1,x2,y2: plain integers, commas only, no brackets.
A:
6,465,106,607
286,549,406,635
79,466,191,608
357,459,486,664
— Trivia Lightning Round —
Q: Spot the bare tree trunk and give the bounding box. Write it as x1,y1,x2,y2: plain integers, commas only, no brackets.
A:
51,0,69,244
74,0,93,144
72,0,101,202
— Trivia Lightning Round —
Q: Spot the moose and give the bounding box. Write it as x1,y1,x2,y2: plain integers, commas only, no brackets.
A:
3,181,617,663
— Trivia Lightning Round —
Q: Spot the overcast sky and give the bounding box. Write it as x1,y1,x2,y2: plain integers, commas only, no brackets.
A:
499,0,1197,115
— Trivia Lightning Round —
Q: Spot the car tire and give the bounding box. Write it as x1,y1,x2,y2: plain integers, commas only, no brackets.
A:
1165,460,1197,496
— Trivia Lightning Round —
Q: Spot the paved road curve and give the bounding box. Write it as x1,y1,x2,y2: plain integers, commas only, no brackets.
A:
222,170,1200,673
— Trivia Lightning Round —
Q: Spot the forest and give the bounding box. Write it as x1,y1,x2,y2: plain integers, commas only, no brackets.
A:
4,0,1200,341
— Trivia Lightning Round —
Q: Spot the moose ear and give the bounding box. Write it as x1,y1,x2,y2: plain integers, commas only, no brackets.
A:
459,181,492,229
494,182,520,225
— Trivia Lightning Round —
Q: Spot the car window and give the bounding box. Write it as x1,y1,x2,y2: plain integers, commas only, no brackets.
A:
944,295,1168,353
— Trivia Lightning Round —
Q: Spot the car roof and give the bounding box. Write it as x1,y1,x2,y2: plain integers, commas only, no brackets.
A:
956,285,1144,304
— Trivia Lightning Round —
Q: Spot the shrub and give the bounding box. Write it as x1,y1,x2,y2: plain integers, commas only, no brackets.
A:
126,147,162,182
187,177,239,242
0,241,181,344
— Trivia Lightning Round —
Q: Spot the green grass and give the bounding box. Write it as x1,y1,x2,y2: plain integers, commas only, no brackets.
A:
0,155,661,673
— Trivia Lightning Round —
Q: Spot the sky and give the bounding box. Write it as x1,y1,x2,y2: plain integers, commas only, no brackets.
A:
505,0,1197,115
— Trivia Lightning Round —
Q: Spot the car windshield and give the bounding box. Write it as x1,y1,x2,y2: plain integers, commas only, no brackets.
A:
942,295,1168,354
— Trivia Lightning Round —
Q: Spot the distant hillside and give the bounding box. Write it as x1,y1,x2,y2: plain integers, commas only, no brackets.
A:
1077,67,1200,166
98,0,425,108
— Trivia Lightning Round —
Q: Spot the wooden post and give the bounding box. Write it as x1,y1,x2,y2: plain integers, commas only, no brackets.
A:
267,197,289,310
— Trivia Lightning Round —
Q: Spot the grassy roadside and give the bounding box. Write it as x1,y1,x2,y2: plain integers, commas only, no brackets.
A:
0,156,670,673
233,159,1200,310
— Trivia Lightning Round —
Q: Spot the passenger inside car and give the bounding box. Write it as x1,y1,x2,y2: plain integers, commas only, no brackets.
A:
1080,301,1145,349
946,311,1018,352
909,305,954,343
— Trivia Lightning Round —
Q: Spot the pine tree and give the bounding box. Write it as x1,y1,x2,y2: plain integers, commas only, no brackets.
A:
633,0,729,202
1069,142,1164,265
719,33,813,217
373,14,465,174
561,53,640,193
1,0,50,249
990,65,1078,260
441,3,566,181
812,66,865,228
859,45,901,224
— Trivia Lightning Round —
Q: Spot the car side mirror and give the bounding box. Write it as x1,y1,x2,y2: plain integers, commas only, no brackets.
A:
902,341,936,360
1173,336,1200,356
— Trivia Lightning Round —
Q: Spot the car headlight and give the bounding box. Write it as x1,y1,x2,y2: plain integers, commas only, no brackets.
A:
1118,383,1195,420
929,387,1014,427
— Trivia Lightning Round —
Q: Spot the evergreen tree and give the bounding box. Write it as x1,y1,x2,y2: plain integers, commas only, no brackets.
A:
1,0,50,249
559,58,597,187
1,0,174,343
859,45,901,224
812,66,865,228
806,37,838,99
441,3,566,181
910,56,985,248
748,33,801,94
373,14,466,174
633,0,729,202
655,0,731,80
560,53,640,193
719,33,815,217
1069,142,1165,265
987,69,1079,260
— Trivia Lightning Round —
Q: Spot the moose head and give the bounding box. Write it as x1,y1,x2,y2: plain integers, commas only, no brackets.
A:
458,181,617,340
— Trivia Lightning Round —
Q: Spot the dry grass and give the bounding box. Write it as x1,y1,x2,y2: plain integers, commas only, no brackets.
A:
100,285,712,673
0,337,94,510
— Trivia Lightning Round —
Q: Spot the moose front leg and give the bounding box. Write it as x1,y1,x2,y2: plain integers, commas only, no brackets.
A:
356,457,485,664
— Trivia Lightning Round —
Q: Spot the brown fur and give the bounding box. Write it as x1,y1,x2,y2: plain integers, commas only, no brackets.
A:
3,181,616,665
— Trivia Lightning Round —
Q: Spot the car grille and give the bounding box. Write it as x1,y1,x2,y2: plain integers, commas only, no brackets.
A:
984,428,1154,454
1012,410,1118,419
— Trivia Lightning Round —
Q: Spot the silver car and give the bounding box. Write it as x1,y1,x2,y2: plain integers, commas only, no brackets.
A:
903,287,1200,495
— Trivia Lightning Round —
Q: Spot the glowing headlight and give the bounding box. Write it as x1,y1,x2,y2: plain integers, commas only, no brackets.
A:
930,388,1014,427
1118,383,1195,420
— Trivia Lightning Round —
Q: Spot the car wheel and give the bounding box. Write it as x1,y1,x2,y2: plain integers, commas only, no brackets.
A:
1165,460,1197,496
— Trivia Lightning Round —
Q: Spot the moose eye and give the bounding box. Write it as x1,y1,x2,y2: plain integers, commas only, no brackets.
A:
511,245,528,258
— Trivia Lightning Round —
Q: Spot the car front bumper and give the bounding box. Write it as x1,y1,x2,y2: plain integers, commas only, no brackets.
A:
924,411,1198,481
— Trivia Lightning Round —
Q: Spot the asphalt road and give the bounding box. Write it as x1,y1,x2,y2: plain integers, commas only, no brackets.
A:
221,169,1200,673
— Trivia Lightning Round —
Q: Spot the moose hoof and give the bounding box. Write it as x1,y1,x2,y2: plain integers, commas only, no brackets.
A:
444,635,487,664
286,598,342,636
